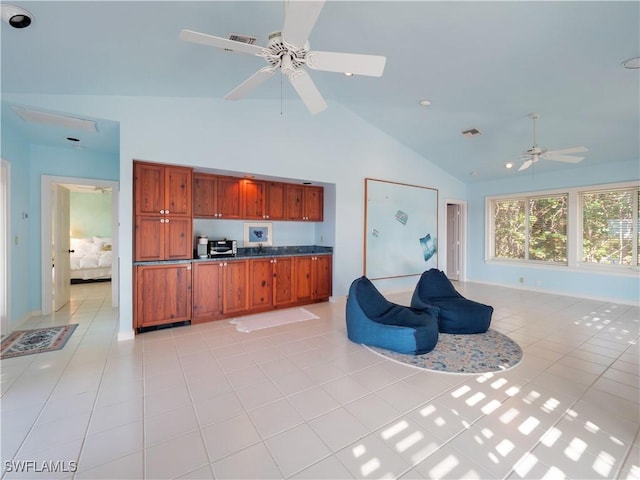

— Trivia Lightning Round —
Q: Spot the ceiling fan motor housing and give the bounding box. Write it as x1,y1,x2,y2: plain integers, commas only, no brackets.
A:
264,31,308,69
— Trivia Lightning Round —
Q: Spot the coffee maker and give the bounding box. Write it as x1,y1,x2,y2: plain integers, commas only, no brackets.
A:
196,236,208,258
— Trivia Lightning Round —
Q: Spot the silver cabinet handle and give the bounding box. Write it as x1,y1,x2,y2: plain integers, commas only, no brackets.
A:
160,209,165,214
166,210,170,214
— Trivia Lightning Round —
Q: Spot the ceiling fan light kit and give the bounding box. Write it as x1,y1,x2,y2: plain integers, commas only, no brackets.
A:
515,112,588,172
179,0,386,114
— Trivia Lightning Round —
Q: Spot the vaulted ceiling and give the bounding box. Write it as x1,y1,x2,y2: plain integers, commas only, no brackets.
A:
2,1,638,182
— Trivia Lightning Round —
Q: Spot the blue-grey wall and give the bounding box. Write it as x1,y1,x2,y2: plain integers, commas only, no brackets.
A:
1,124,31,331
467,159,640,303
4,92,637,338
27,145,119,312
3,93,467,337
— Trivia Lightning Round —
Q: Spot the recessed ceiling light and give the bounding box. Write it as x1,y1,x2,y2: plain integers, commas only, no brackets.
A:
344,72,353,77
419,100,431,107
622,57,640,69
505,162,514,169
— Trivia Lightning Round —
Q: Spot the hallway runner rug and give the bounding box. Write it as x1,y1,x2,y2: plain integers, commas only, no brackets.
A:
365,329,523,374
1,324,78,359
230,308,319,333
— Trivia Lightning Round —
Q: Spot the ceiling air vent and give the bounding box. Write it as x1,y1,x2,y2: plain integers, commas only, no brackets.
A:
461,128,481,137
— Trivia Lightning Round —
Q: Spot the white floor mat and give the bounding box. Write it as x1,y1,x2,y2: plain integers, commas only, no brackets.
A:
229,307,319,333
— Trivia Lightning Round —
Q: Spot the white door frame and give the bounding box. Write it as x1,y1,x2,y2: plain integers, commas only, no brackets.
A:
41,175,119,315
1,159,10,335
444,199,467,282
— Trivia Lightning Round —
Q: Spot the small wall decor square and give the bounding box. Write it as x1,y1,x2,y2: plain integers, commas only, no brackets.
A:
244,222,273,246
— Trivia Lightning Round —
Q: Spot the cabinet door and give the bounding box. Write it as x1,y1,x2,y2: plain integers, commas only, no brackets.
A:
134,162,164,216
249,258,273,309
217,176,243,219
266,182,286,220
294,256,313,302
135,263,192,329
193,173,218,218
305,186,324,222
313,255,332,299
222,260,249,313
243,180,266,220
273,257,295,306
164,217,192,260
165,167,192,216
285,184,305,220
134,216,164,261
192,262,223,319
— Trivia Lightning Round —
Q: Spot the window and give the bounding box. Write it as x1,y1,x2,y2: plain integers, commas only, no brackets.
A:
581,187,639,267
491,194,568,264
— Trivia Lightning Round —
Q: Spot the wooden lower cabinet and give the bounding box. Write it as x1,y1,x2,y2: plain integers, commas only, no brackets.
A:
192,259,249,322
191,261,223,319
294,255,332,302
134,263,192,330
248,257,296,310
139,254,331,329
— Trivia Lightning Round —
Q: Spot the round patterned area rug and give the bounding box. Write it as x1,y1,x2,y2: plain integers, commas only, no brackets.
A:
365,329,523,374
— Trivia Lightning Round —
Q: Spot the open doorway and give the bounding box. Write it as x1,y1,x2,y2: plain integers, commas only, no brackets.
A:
41,175,119,315
445,200,466,281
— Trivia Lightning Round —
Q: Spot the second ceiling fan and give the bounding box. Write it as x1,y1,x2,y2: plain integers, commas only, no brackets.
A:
179,0,386,114
516,113,588,171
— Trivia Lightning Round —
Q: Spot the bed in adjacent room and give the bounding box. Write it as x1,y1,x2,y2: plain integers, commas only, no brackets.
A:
69,236,112,282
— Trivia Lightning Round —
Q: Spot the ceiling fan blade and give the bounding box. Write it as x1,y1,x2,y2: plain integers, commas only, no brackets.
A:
544,154,585,163
282,0,325,48
287,69,327,114
518,159,533,171
306,51,387,77
179,29,263,55
224,67,277,100
545,146,588,156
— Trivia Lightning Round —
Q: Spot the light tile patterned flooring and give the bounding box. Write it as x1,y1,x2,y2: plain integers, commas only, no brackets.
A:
1,281,638,479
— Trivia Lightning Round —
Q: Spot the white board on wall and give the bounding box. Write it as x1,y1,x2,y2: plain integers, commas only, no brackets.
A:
364,178,438,279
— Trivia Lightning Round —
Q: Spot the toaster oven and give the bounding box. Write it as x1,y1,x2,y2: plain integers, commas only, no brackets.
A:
208,239,237,258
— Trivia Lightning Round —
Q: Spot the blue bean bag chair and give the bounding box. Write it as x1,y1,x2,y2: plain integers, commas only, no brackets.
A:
410,268,493,334
346,276,439,355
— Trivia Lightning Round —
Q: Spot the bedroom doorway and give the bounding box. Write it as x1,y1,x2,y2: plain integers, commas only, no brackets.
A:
41,176,119,315
446,201,466,281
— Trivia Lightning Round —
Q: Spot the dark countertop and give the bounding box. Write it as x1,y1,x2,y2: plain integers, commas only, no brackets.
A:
134,245,332,266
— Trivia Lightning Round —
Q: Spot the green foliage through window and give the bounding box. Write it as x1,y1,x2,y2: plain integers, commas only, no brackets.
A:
582,188,639,266
492,195,567,263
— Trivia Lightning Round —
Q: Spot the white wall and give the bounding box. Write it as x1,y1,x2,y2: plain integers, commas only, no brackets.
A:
4,94,466,338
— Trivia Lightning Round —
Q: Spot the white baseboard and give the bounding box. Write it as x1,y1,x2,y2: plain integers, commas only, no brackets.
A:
471,279,639,306
117,329,135,341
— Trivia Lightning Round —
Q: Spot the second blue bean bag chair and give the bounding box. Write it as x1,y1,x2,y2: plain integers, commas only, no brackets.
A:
346,276,439,355
411,268,493,334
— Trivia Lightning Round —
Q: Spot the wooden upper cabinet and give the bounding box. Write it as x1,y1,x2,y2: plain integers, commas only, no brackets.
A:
305,186,324,222
286,184,323,221
134,162,164,216
193,173,242,219
134,161,193,261
134,162,192,217
266,182,286,220
217,176,242,219
243,180,266,220
285,184,305,220
192,174,216,217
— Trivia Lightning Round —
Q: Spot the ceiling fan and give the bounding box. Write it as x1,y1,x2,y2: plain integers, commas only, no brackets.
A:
516,113,588,171
179,0,386,114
